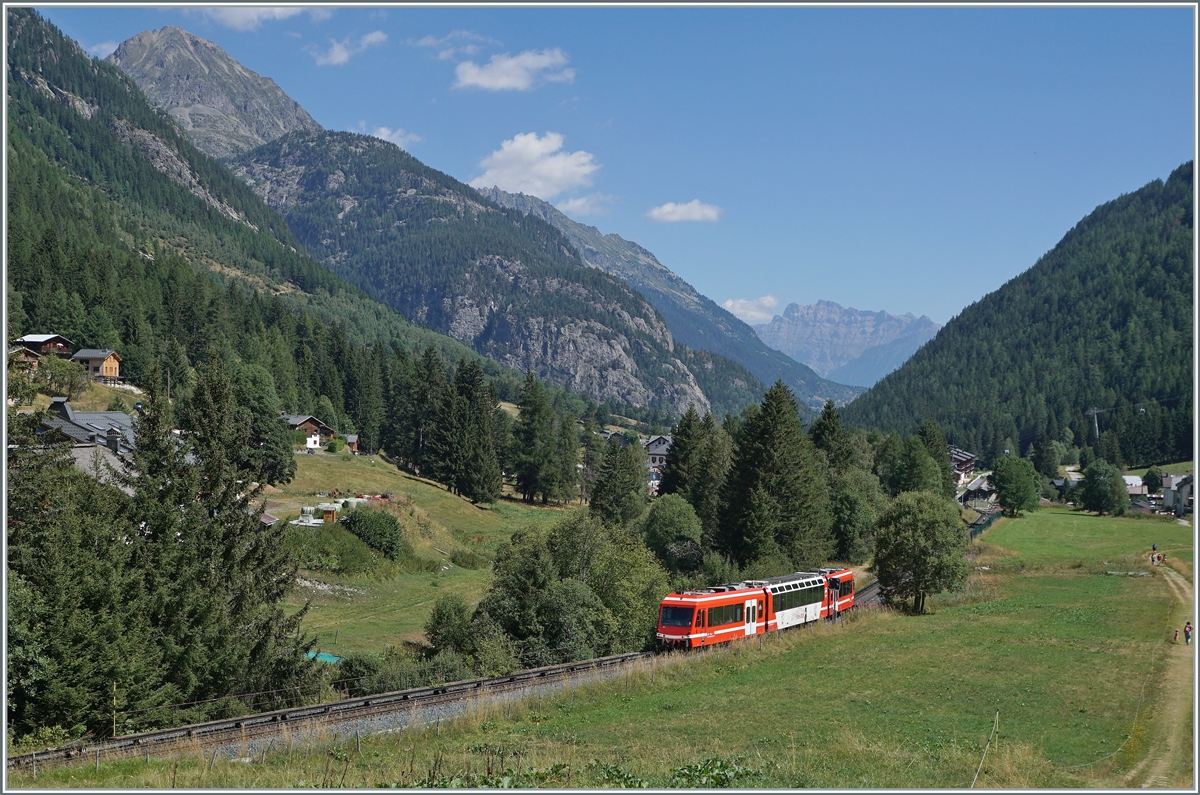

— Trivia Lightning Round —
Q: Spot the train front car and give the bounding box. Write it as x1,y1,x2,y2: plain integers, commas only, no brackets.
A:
656,584,767,649
656,595,700,649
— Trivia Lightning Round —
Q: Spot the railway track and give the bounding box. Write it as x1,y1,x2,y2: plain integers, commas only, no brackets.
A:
855,579,881,606
7,651,652,773
12,590,883,774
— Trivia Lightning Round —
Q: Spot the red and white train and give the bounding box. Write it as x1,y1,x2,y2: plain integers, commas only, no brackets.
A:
655,568,855,649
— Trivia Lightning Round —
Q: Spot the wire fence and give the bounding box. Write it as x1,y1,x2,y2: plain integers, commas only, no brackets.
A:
968,510,1002,540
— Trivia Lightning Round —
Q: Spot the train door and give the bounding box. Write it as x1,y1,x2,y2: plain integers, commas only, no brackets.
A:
744,598,756,636
829,578,841,620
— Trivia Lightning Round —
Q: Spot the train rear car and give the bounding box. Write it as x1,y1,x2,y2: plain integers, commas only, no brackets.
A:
819,567,855,618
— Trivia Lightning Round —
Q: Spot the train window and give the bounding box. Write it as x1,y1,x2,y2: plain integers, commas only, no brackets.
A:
843,579,854,594
660,606,694,627
707,604,744,626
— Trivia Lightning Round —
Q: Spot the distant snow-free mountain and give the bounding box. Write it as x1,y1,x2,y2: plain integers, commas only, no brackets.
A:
107,26,322,159
753,301,941,387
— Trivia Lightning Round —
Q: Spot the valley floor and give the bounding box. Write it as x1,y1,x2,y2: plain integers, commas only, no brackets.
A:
12,507,1193,788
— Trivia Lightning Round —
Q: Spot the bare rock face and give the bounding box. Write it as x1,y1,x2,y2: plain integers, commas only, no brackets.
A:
754,300,941,387
107,26,322,159
232,130,711,415
477,186,864,408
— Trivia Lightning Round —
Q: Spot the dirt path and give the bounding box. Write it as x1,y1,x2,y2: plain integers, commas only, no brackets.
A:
1122,565,1193,788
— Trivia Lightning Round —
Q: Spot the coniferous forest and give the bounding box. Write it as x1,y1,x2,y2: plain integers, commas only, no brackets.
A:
842,162,1193,467
5,6,1194,752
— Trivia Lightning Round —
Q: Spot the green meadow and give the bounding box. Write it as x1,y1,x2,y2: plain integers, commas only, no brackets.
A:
17,506,1192,788
274,453,568,652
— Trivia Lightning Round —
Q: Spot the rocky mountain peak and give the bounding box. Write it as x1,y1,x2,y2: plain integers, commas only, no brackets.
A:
107,26,322,159
756,300,941,387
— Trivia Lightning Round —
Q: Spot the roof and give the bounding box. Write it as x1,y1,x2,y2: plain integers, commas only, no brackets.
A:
44,398,136,453
16,333,72,345
345,434,359,443
282,414,333,432
71,348,121,361
1123,475,1144,487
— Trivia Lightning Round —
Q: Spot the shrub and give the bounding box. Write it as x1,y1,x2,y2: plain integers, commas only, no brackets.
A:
341,508,408,560
450,548,488,569
283,523,379,574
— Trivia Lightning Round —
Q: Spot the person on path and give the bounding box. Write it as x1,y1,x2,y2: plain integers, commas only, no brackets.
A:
1185,622,1192,646
1175,628,1180,643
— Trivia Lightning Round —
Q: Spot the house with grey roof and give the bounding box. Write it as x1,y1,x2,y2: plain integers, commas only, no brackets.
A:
70,348,122,383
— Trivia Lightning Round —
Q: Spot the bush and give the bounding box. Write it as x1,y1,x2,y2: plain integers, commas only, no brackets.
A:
424,593,475,655
327,437,345,453
450,548,488,570
283,523,379,574
341,508,409,560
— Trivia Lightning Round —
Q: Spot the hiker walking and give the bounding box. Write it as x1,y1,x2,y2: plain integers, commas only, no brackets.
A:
1174,628,1180,643
1185,622,1192,646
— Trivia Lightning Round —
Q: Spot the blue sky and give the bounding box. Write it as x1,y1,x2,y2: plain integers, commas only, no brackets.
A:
37,4,1196,326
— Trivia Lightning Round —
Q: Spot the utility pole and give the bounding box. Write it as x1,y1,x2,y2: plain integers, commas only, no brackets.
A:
1085,407,1102,443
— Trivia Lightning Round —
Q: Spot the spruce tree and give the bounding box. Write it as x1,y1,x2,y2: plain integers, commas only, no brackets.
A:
658,403,702,497
721,381,832,567
579,416,606,504
589,438,648,526
453,359,502,503
918,418,956,499
513,372,554,502
810,399,851,471
691,412,733,549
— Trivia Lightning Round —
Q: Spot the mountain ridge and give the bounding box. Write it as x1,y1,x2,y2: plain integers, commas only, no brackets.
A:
475,186,863,412
107,26,323,160
754,299,941,387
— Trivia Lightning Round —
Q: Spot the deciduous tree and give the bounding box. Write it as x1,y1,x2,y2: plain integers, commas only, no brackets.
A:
871,491,967,614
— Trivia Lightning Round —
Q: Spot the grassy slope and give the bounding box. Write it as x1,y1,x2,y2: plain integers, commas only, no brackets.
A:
271,453,569,654
19,506,1193,788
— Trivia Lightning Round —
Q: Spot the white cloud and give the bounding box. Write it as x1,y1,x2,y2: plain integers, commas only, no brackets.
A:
454,49,574,91
88,41,118,58
646,199,722,223
189,7,303,32
371,126,422,150
306,30,387,66
469,132,599,200
557,194,615,217
722,295,779,324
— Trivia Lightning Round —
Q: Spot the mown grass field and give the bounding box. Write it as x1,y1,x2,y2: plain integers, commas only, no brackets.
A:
17,506,1192,788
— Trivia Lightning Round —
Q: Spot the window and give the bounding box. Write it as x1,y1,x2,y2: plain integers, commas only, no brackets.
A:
660,606,694,627
774,586,824,612
707,603,744,627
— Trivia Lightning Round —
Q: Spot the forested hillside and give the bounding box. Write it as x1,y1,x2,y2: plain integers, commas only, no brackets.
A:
7,9,659,438
228,131,724,416
5,8,641,744
842,162,1193,467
